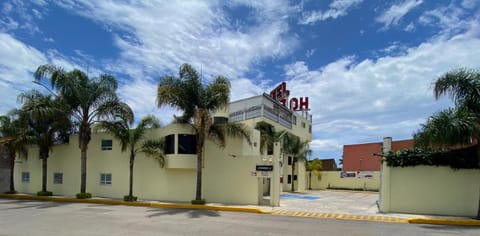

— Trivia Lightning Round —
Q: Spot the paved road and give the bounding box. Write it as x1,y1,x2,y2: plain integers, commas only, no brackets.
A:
0,199,478,236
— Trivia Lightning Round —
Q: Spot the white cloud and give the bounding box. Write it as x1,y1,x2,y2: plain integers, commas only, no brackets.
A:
0,33,47,113
404,22,415,32
49,0,296,121
419,2,478,38
461,0,477,9
54,0,297,78
376,0,423,29
284,23,480,156
0,0,44,34
310,139,342,152
299,0,363,25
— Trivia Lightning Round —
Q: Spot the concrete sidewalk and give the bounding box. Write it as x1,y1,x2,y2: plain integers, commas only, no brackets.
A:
1,191,479,226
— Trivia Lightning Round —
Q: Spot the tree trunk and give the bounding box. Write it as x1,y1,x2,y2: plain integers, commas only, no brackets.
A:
80,144,87,193
309,171,312,190
41,156,47,192
128,153,134,199
195,141,204,201
9,152,15,192
291,159,296,192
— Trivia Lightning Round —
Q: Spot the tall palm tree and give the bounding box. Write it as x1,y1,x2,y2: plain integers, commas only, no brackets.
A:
157,63,251,202
0,111,31,193
17,90,71,194
414,68,480,219
415,68,480,147
283,133,311,192
96,115,165,201
34,65,133,195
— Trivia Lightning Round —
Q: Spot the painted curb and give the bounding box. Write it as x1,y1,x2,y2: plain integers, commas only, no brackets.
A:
0,194,269,214
408,218,480,226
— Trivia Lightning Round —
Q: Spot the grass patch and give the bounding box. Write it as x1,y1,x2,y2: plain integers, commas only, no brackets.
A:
76,192,92,199
191,199,206,205
37,191,53,196
123,195,138,202
4,190,17,194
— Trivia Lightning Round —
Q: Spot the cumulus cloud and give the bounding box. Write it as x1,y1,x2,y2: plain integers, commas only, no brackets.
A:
299,0,363,25
49,0,297,120
0,33,46,113
376,0,423,29
284,23,480,156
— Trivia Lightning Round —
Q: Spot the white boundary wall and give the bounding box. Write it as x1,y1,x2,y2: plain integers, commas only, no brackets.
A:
380,165,480,217
306,171,380,191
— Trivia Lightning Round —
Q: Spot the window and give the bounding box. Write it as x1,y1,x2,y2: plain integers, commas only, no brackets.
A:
100,173,112,185
21,172,30,183
301,122,306,128
178,134,196,154
308,125,312,133
292,115,297,125
288,156,292,165
165,134,175,154
294,175,297,181
101,139,112,150
53,173,63,184
287,175,292,184
213,117,228,124
267,143,273,155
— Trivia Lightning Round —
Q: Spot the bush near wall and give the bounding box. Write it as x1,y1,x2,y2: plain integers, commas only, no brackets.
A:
384,145,480,169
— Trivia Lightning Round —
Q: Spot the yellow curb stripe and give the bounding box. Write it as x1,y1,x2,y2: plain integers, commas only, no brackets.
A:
408,218,480,226
0,194,267,214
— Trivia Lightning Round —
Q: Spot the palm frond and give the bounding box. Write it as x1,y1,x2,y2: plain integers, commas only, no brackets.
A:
434,68,480,111
140,139,166,167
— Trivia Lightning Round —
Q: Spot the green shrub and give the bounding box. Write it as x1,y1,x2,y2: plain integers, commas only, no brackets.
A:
191,199,206,205
37,191,53,196
4,190,17,194
76,192,92,199
123,195,138,202
384,146,480,169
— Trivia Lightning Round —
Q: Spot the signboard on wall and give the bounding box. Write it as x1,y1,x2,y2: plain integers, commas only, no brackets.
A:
269,82,309,111
256,165,273,171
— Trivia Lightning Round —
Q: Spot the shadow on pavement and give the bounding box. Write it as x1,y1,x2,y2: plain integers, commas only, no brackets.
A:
146,208,220,218
0,199,72,210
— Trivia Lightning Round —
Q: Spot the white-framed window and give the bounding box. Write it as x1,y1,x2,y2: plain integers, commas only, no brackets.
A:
101,139,112,151
22,172,30,183
53,173,63,184
100,173,112,185
308,125,312,133
292,115,297,125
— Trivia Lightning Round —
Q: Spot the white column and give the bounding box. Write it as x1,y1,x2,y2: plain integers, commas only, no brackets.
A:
379,137,392,212
271,142,281,207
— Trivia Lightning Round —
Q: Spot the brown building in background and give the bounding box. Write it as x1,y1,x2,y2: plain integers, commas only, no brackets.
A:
320,158,338,171
342,139,414,171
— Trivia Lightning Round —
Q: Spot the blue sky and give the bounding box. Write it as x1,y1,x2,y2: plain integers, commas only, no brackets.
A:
1,0,479,164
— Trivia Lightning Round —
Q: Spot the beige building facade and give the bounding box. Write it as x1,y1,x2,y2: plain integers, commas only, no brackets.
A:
14,93,312,205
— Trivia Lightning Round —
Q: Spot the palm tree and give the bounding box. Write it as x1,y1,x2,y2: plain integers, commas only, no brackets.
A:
96,115,165,201
0,111,31,193
283,133,311,192
306,158,322,190
414,68,480,219
254,121,277,155
17,90,71,194
415,68,480,147
157,63,251,202
34,65,133,196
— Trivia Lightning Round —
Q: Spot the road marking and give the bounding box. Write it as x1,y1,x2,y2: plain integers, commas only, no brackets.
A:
271,210,407,224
